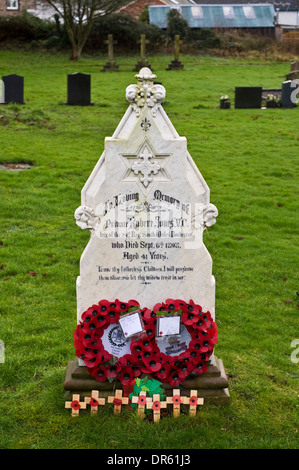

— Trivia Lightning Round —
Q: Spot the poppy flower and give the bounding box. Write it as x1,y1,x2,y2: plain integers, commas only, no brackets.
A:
81,305,105,324
199,338,214,353
114,299,129,312
106,363,121,379
119,367,135,386
193,317,208,332
189,338,202,352
152,400,161,411
138,395,147,406
131,337,155,357
82,351,102,368
92,313,107,328
189,395,198,406
165,298,187,311
81,320,98,336
168,369,183,387
186,299,202,316
198,312,212,329
89,397,99,407
142,354,162,373
127,299,140,310
191,359,209,376
154,363,171,381
131,363,142,378
152,302,167,313
177,360,193,380
117,354,135,367
141,308,156,323
104,307,120,325
82,330,97,346
70,400,81,410
144,326,156,340
89,364,107,382
97,299,112,313
172,394,181,405
182,309,199,326
207,323,218,344
113,397,123,406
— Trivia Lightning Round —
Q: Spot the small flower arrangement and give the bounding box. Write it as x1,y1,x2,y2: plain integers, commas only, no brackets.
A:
266,94,281,108
220,95,230,109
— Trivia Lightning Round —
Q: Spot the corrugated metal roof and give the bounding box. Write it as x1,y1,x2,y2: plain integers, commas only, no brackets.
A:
148,4,276,27
193,0,298,13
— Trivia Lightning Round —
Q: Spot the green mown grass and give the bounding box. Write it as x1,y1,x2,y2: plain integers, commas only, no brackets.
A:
0,50,298,450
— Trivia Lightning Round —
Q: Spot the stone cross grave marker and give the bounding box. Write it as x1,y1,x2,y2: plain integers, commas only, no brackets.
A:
134,34,151,71
102,34,119,72
66,67,230,404
167,35,184,71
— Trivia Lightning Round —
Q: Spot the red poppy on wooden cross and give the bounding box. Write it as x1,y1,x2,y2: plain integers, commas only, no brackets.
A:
182,390,204,417
84,390,105,415
108,389,129,414
146,393,167,422
65,394,87,417
131,391,150,418
166,389,183,418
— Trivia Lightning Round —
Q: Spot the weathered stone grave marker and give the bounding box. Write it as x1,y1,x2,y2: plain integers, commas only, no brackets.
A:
134,34,151,71
167,35,184,71
235,86,262,109
66,73,92,106
102,34,119,72
64,67,229,404
286,60,299,81
2,74,24,105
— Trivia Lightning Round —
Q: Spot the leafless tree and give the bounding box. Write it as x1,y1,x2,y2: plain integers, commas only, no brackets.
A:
42,0,130,60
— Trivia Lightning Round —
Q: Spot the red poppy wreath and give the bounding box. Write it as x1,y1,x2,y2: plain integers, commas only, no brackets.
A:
73,298,218,387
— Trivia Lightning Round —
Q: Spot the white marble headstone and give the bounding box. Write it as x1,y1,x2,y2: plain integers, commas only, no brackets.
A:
75,68,218,323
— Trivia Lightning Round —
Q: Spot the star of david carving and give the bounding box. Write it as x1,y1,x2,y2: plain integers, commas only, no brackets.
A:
120,140,172,194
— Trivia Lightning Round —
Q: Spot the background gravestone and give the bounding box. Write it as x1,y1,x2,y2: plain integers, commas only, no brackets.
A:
167,35,184,71
102,34,119,72
235,87,262,109
281,80,298,108
64,67,229,403
67,73,92,106
2,74,24,105
0,79,4,104
286,61,299,81
134,34,151,71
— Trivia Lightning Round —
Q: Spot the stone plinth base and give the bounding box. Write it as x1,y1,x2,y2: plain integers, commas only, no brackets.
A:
287,71,299,81
64,356,230,404
102,62,120,72
134,61,152,72
167,60,184,71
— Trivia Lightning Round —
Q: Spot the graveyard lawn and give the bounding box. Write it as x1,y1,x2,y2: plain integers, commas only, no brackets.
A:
0,51,298,450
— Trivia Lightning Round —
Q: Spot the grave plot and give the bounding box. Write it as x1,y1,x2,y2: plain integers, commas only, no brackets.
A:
64,67,229,405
